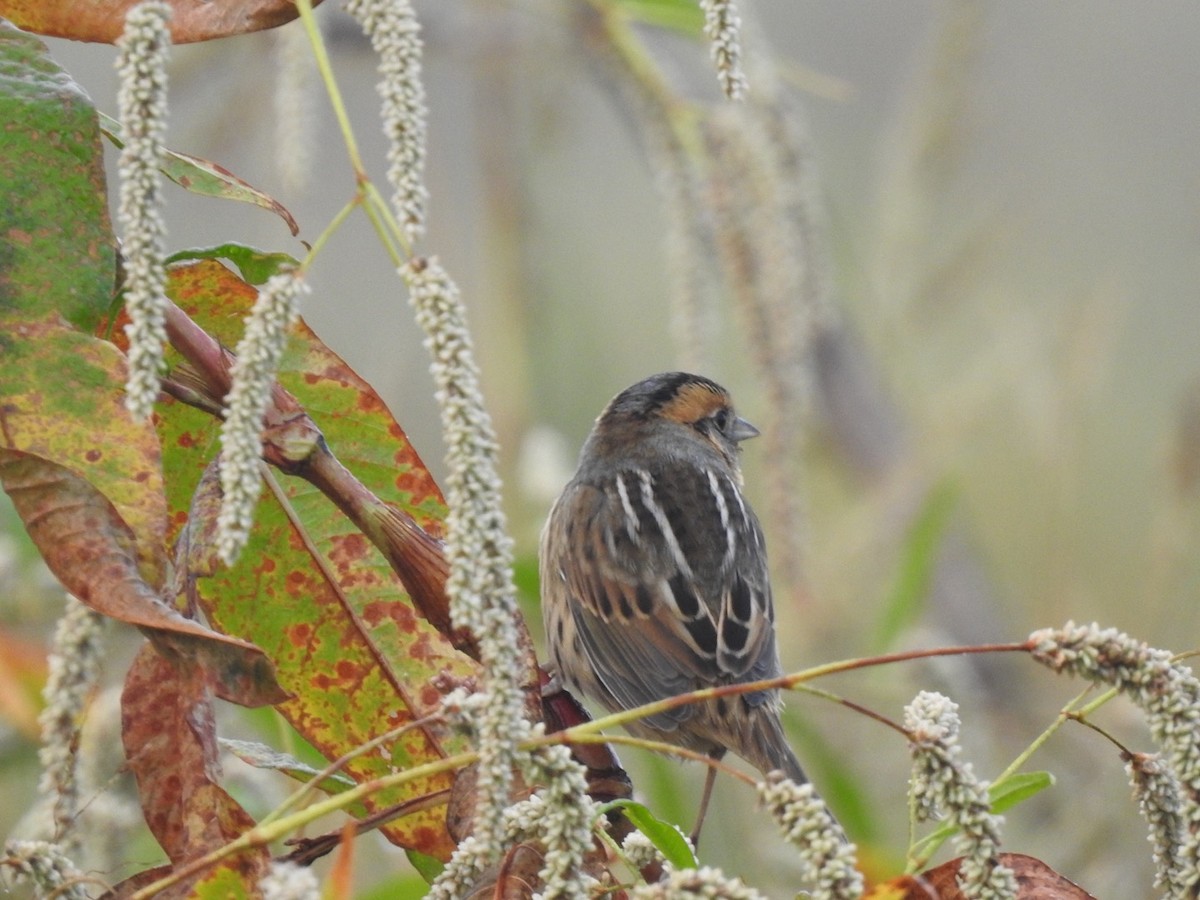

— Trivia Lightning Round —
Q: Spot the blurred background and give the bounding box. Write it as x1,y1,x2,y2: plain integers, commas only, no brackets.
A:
4,1,1200,895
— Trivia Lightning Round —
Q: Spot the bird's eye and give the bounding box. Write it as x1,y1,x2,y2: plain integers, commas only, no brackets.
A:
710,408,731,433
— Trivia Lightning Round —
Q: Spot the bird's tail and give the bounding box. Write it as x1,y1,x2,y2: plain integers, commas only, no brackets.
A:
744,708,808,785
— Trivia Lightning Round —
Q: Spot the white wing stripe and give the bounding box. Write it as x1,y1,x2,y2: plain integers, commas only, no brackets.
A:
614,472,640,541
706,468,737,569
638,470,693,577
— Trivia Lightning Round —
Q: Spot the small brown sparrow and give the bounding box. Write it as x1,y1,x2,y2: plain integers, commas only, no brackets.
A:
540,372,806,801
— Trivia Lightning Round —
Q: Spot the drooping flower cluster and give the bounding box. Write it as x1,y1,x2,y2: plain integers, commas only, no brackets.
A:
699,0,748,100
344,0,428,243
274,20,318,193
37,596,107,849
405,257,532,868
1125,752,1188,896
1031,622,1200,895
757,771,862,899
115,0,172,421
629,864,765,899
258,860,320,900
0,840,89,899
216,271,309,564
905,691,1016,900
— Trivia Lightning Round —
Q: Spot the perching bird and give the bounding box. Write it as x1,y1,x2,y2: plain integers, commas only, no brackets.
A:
540,372,806,830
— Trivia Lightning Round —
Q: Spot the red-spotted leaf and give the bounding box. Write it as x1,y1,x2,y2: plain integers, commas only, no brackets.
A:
0,20,114,332
0,449,285,707
158,259,478,859
121,643,268,896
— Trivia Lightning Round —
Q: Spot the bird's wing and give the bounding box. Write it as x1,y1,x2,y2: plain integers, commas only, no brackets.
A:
547,463,781,728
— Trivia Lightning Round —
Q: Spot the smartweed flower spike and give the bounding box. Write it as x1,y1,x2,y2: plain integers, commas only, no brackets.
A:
1031,622,1200,895
758,772,862,900
1126,752,1188,896
521,734,596,899
405,257,529,870
700,0,748,100
216,271,309,565
274,21,318,193
116,1,172,421
0,840,89,900
905,691,1016,900
37,597,106,851
621,830,664,871
629,865,766,899
344,0,428,243
258,860,320,900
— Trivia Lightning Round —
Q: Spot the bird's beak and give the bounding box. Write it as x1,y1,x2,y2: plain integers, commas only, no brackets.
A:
729,416,760,443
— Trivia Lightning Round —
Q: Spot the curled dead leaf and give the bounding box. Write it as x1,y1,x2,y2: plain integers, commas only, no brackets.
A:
0,449,287,706
870,853,1098,899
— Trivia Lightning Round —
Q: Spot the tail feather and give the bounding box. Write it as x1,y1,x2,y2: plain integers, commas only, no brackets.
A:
742,708,807,784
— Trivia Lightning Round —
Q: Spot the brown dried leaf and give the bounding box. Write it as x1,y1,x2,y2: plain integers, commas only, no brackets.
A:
121,643,269,894
0,0,325,44
875,853,1099,899
0,449,286,706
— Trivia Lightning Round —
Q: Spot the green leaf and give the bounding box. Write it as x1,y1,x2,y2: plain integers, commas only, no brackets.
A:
360,868,435,900
912,771,1054,859
597,799,697,869
613,0,704,34
872,481,957,653
166,244,300,286
403,849,444,885
637,754,693,835
219,738,357,793
0,20,115,331
99,111,301,237
989,770,1054,814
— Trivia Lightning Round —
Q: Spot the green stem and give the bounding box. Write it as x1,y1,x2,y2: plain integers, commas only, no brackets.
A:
364,181,411,262
302,196,361,271
295,0,365,177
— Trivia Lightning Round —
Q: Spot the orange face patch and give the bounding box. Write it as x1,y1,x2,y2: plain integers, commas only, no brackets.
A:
659,380,730,425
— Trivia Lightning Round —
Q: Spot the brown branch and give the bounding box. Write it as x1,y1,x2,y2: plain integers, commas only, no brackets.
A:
280,789,452,866
161,298,485,661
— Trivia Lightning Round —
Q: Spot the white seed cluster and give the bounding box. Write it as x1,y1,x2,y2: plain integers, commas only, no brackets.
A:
258,860,320,900
216,272,309,565
523,736,597,900
405,257,530,865
430,777,597,900
1031,621,1200,896
344,0,428,243
115,0,172,421
905,691,1016,900
0,840,89,899
37,596,107,849
629,865,766,899
699,0,748,101
621,830,664,871
274,21,318,193
757,772,862,899
410,260,600,896
1126,752,1188,896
